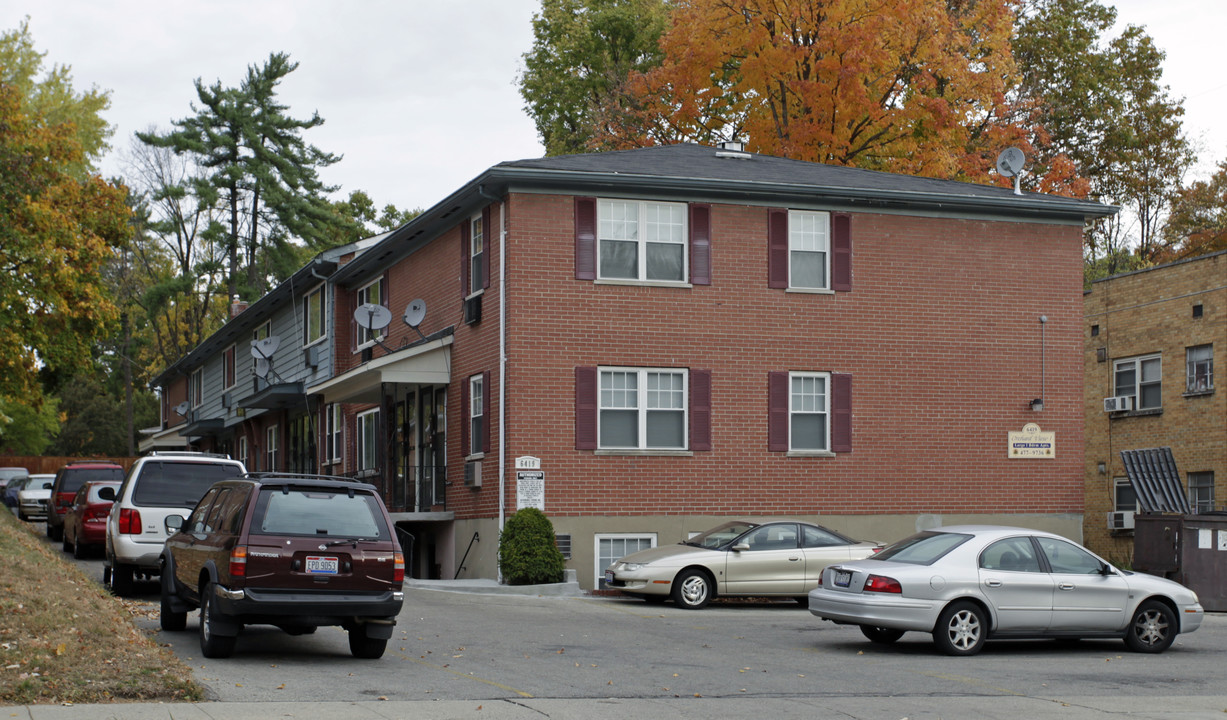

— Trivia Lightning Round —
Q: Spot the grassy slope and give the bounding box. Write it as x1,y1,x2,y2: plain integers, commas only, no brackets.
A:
0,510,202,704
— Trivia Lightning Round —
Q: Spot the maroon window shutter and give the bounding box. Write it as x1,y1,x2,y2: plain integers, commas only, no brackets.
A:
575,197,596,280
481,205,492,290
689,203,711,285
768,371,789,451
831,213,852,292
460,377,470,456
689,369,712,451
768,209,789,288
460,219,471,297
831,373,852,453
482,370,492,454
575,366,597,450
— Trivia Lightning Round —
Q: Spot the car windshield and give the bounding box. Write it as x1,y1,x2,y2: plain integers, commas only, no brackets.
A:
132,462,243,508
685,522,757,549
61,467,124,494
252,488,389,539
873,531,972,565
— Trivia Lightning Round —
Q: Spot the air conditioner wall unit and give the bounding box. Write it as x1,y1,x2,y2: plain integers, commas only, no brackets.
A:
1107,510,1135,530
464,460,482,488
1103,396,1134,413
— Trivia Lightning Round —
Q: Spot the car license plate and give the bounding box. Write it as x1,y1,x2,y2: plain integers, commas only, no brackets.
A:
604,570,614,584
834,570,852,588
305,556,339,575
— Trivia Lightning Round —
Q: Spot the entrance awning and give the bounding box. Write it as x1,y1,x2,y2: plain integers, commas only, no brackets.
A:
178,418,225,438
310,333,453,405
240,381,311,411
138,424,191,453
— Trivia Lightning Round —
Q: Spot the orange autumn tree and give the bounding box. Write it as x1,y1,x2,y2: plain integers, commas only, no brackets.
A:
597,0,1075,189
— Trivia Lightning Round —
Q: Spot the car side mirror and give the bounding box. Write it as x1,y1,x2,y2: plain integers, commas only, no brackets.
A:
98,486,116,501
1100,562,1116,576
732,542,750,552
165,515,184,532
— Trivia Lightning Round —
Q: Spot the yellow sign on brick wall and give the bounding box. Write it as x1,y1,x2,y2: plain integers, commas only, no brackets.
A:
1008,423,1055,459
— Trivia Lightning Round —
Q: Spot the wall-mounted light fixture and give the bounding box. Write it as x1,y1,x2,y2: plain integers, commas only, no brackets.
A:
1029,398,1044,412
1097,462,1107,475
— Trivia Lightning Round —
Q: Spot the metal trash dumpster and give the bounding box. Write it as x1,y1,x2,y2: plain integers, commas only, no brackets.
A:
1134,512,1227,612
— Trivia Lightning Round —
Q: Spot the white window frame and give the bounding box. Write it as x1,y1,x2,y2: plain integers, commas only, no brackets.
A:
222,344,236,391
325,403,343,464
1114,477,1138,512
1113,354,1162,410
304,284,327,346
357,408,379,471
788,209,831,290
468,374,484,457
252,321,271,373
789,371,830,452
356,278,384,349
265,425,278,471
594,533,657,588
189,368,203,408
468,213,484,298
1186,344,1214,393
597,367,688,450
1189,471,1215,514
596,199,688,284
238,435,249,469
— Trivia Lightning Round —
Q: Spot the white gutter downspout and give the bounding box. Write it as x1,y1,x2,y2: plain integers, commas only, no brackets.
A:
498,199,507,543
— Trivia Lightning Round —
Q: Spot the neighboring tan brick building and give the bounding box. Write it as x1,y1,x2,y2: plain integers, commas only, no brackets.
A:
1083,251,1227,562
156,143,1112,588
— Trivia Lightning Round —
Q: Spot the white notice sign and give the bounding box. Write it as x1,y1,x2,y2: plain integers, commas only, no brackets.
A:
517,470,544,511
1007,423,1055,459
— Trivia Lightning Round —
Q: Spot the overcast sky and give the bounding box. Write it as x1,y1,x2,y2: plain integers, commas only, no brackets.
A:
4,0,1223,216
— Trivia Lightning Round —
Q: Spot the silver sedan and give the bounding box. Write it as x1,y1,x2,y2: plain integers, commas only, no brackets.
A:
808,525,1203,655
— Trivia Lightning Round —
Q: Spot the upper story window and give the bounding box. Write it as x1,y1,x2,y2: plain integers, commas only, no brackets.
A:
304,285,326,346
1187,344,1214,393
599,367,687,450
788,210,830,290
222,344,236,390
469,214,484,296
468,374,484,456
598,199,687,283
789,372,830,451
189,368,202,408
1114,354,1161,410
356,277,384,348
252,321,270,373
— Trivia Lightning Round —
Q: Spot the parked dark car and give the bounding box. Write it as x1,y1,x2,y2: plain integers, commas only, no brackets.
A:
47,461,124,540
62,481,121,559
160,474,405,659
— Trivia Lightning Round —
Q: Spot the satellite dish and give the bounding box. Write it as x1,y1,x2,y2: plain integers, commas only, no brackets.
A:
403,299,427,328
996,147,1025,177
174,401,190,417
354,303,392,331
254,357,270,379
250,335,281,359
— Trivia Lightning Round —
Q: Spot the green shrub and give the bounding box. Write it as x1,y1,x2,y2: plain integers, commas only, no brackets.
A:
498,508,566,585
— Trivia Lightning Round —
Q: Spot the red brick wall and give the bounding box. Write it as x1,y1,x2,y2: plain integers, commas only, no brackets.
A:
493,193,1086,518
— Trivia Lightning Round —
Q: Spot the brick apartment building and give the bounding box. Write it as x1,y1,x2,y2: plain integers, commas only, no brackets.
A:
151,143,1112,589
1083,251,1227,562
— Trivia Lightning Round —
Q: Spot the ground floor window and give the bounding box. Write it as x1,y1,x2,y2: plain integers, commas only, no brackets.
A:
595,533,656,589
286,414,315,473
1114,477,1137,512
1189,471,1215,513
357,409,379,473
265,425,279,471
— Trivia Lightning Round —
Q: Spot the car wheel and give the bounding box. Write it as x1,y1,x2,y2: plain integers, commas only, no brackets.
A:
861,625,905,645
61,532,72,553
1124,600,1177,653
47,524,61,541
110,564,135,596
72,537,87,560
348,628,387,659
199,583,237,658
18,510,26,522
933,601,987,656
671,569,713,609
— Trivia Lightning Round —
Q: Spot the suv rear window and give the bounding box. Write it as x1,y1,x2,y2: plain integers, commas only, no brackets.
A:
252,488,390,539
132,462,243,508
60,467,124,494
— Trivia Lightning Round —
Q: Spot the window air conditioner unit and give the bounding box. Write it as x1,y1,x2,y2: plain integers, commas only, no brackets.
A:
1107,511,1135,531
464,294,482,325
1103,396,1133,413
464,460,482,488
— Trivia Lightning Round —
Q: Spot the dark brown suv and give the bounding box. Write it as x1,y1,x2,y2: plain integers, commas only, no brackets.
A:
159,474,405,659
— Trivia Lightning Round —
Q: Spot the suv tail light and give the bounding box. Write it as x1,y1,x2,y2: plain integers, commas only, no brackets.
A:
393,552,405,584
864,574,902,594
55,492,74,513
118,508,142,534
229,546,247,577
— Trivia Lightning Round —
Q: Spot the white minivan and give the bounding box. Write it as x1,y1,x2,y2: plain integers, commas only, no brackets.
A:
105,452,246,595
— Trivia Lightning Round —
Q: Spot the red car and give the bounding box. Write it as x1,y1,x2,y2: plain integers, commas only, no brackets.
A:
47,461,124,541
62,481,120,559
